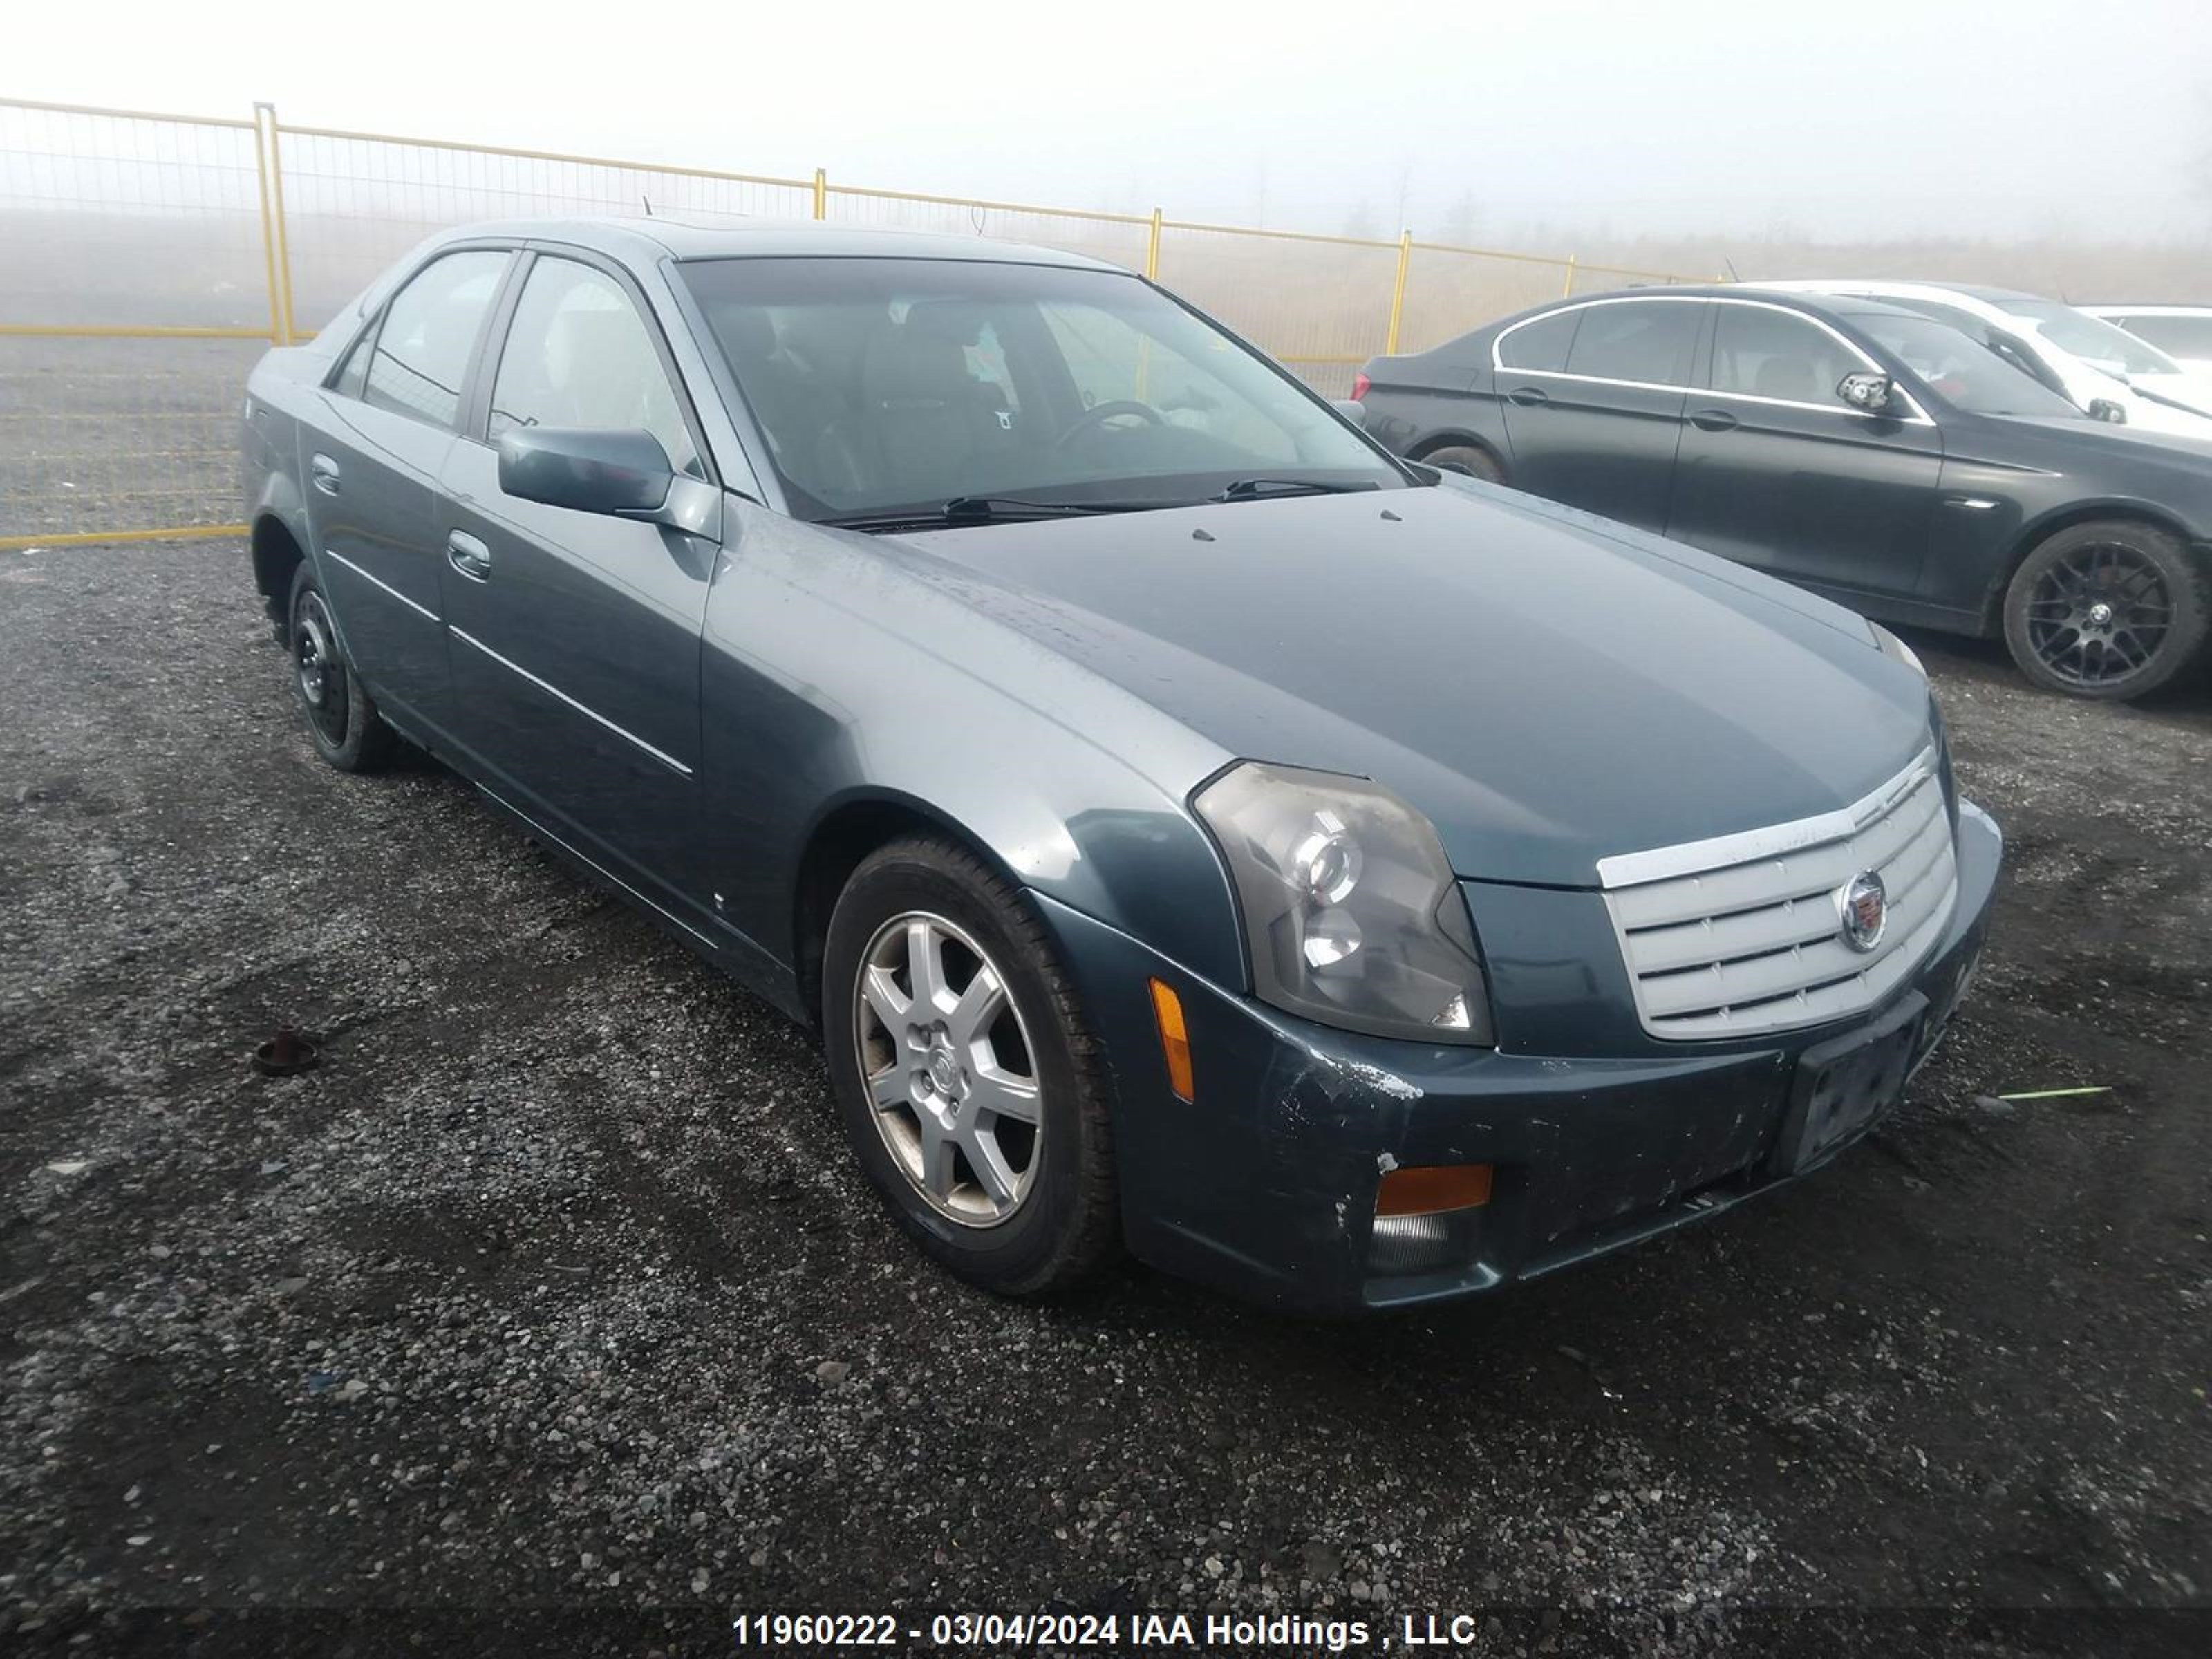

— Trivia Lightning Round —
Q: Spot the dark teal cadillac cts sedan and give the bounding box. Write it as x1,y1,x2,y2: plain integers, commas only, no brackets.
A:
241,220,2000,1313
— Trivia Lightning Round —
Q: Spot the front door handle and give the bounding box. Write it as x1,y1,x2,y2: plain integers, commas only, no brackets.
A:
1689,408,1740,432
446,530,492,582
310,453,341,495
1506,385,1551,408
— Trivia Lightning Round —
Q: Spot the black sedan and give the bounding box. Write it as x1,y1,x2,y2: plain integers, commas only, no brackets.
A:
1356,287,2212,699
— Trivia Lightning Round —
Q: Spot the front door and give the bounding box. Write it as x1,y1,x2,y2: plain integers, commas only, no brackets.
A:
1667,299,1942,604
299,248,512,733
436,250,721,917
1492,296,1703,532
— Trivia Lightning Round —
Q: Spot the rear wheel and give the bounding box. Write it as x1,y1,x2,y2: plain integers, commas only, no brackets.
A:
821,836,1118,1296
288,562,397,771
1421,443,1503,483
2001,519,2206,700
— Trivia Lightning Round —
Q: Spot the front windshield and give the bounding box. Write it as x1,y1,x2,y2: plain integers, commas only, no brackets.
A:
678,255,1403,522
1992,297,2182,377
1853,313,2083,418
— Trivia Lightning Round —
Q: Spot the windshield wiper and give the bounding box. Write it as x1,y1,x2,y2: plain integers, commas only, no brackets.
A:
817,495,1165,533
1213,477,1381,501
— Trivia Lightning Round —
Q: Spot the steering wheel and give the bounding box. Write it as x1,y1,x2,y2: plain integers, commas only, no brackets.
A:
1056,399,1165,447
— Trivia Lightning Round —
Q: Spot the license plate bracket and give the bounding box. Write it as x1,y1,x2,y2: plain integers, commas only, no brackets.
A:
1773,992,1929,1175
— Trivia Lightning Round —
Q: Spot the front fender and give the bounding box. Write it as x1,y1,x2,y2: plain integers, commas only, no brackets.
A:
697,506,1248,993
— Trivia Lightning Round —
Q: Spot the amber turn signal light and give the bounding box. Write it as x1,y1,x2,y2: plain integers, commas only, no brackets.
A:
1376,1163,1494,1217
1147,977,1194,1103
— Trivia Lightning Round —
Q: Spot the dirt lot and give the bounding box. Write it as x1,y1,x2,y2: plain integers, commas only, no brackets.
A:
1,538,2209,1656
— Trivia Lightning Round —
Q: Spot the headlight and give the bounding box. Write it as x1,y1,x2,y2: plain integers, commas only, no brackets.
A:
1194,762,1493,1045
1871,622,1924,675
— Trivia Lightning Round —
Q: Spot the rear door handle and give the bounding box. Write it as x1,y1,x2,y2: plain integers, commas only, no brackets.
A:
446,530,492,582
310,453,341,495
1689,408,1740,432
1506,385,1551,408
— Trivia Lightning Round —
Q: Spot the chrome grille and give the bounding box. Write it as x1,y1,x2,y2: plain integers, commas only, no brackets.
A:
1598,747,1958,1040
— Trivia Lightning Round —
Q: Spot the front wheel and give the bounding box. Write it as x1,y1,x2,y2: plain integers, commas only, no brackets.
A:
1421,444,1503,483
821,836,1118,1295
288,562,397,770
2000,520,2207,700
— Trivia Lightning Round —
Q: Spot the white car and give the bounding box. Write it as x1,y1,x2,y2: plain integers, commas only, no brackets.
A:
2083,306,2212,375
1756,281,2212,440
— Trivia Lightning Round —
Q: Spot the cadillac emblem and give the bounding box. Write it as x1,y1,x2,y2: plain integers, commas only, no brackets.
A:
1839,871,1888,953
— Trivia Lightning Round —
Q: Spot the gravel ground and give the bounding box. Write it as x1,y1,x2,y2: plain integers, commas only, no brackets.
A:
1,539,2209,1657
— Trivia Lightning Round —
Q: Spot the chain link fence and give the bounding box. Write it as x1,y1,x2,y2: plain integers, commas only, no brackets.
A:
0,95,1707,548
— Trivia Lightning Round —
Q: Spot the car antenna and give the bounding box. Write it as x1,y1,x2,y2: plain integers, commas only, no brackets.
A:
1723,256,1741,282
641,195,654,217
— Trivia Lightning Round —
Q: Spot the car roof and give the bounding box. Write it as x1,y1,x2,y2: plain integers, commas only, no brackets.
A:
420,214,1125,272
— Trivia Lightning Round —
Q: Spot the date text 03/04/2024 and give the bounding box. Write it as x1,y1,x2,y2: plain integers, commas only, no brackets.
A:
731,1612,1497,1649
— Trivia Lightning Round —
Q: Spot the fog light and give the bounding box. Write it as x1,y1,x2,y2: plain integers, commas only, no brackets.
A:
1376,1163,1493,1217
1369,1212,1459,1275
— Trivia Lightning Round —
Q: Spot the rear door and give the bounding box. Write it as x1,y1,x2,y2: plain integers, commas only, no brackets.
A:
438,247,722,915
1667,299,1942,603
299,247,514,732
1492,297,1703,531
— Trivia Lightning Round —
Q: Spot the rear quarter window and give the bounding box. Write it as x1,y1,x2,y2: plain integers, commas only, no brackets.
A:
1496,308,1578,372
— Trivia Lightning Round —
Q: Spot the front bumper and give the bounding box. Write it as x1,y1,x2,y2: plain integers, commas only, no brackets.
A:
1040,800,2003,1315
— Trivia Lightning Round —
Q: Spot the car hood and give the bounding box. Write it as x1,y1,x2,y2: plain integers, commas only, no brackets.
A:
890,484,1932,888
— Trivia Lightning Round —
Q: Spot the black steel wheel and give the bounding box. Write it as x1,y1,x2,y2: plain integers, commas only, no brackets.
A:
287,562,397,771
2002,520,2206,700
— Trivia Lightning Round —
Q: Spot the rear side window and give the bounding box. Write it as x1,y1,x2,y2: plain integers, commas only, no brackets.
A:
362,250,509,429
1496,308,1577,372
1564,301,1699,385
488,256,702,479
1709,305,1863,406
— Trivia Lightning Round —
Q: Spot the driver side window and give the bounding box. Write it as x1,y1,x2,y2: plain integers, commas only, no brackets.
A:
1710,306,1862,407
487,256,702,478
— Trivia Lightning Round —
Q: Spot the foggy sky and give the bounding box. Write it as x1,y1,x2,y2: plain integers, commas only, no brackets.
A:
18,0,2212,243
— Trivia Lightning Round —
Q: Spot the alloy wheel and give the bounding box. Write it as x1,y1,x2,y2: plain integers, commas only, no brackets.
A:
853,911,1043,1228
2021,540,2175,689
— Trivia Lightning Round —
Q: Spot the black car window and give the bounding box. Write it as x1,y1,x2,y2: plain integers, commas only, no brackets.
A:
1850,314,2081,418
1495,308,1578,373
1709,305,1863,406
361,250,507,429
487,257,702,479
1563,301,1698,386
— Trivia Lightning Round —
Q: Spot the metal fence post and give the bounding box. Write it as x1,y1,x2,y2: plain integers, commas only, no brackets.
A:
256,102,297,343
1145,207,1163,281
250,104,285,345
812,168,827,220
1562,254,1578,297
1385,230,1412,355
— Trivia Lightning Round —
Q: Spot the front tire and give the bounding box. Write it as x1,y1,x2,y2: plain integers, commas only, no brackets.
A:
1421,443,1504,483
288,561,397,771
821,836,1118,1296
2001,519,2207,700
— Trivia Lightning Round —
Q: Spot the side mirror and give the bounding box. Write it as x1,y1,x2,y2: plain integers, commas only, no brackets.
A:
1837,373,1895,414
2087,398,2128,424
498,427,673,517
1330,397,1368,429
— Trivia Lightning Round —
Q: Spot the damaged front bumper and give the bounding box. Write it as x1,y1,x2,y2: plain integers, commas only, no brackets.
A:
1036,800,2003,1315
